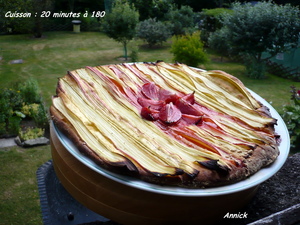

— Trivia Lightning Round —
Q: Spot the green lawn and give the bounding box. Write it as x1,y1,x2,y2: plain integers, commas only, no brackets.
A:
204,58,299,114
0,31,299,225
0,31,173,107
1,31,298,111
0,146,51,225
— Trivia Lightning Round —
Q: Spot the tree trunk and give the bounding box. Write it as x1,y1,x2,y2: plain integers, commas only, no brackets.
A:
123,41,128,60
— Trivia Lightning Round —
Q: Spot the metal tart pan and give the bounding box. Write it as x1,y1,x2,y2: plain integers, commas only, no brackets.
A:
50,89,289,225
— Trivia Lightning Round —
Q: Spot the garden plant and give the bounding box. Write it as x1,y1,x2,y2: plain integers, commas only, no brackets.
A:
282,86,300,152
0,30,298,225
102,0,139,60
165,5,196,35
171,31,208,67
208,1,300,78
136,18,171,47
0,1,300,220
0,78,48,141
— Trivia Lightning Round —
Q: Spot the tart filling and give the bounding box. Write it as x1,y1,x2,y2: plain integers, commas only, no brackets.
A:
50,62,280,188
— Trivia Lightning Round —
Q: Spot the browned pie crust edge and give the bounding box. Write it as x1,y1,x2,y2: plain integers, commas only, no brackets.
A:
50,105,279,188
50,64,280,188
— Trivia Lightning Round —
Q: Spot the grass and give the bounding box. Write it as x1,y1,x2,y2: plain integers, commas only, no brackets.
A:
0,31,173,107
203,57,299,114
0,146,52,225
1,31,298,111
0,31,299,224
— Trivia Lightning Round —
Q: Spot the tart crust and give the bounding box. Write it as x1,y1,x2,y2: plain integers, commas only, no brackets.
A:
50,62,280,188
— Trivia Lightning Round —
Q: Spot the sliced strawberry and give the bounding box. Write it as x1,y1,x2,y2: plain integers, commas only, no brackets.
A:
137,97,164,110
157,89,171,101
140,83,203,126
181,114,202,125
176,97,202,116
159,102,182,124
182,91,195,105
158,88,172,100
140,107,159,121
141,82,160,100
164,94,180,105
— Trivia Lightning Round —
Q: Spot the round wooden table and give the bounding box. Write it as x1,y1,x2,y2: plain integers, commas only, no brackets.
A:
50,123,258,225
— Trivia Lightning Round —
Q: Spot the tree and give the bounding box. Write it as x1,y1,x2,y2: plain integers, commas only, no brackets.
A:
207,26,230,58
32,0,53,38
129,0,175,21
172,0,238,11
209,1,300,78
165,5,195,35
172,0,216,11
129,0,155,21
0,0,53,37
199,8,233,44
102,0,139,60
0,0,34,34
136,18,171,47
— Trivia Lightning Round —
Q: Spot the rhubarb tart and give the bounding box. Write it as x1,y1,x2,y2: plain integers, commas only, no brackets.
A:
50,62,280,188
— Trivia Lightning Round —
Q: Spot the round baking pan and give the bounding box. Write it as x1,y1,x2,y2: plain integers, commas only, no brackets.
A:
50,89,290,225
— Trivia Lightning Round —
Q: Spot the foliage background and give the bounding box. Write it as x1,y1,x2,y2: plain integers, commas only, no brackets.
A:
1,0,300,224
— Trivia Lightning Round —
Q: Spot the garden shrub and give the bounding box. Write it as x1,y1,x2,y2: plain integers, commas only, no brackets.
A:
0,78,48,137
21,103,48,127
136,18,171,47
0,0,34,34
18,127,45,141
165,5,195,35
79,14,101,32
7,117,21,136
244,56,266,79
0,88,23,137
31,104,48,128
211,1,300,79
208,26,231,57
129,0,174,21
170,31,208,67
282,86,300,152
199,8,232,44
0,88,23,111
18,78,42,104
21,104,40,117
0,114,6,135
129,42,139,62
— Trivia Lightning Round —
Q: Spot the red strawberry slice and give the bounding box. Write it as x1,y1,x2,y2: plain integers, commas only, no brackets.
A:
182,91,195,105
181,114,202,125
165,94,180,105
137,97,164,110
158,89,175,101
141,82,160,100
159,102,182,124
139,82,203,126
176,97,202,116
158,88,172,100
141,107,159,121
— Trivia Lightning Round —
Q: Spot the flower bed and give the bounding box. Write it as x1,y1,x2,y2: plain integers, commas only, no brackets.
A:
282,86,300,152
0,78,48,146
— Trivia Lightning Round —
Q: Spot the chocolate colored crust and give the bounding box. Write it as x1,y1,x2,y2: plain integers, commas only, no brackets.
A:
50,62,280,188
